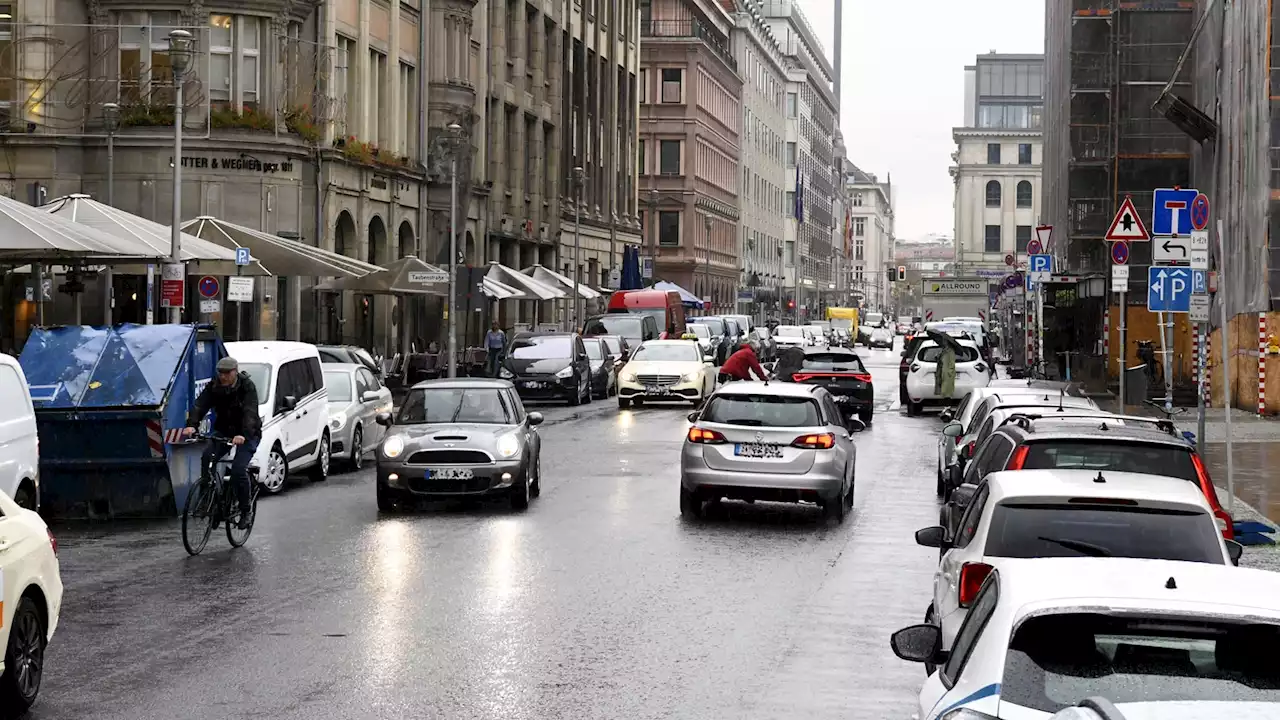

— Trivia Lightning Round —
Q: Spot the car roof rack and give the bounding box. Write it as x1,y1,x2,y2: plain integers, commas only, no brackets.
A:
999,412,1179,436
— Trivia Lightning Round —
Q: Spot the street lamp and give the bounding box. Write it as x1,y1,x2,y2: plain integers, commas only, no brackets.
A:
703,215,712,314
440,122,467,378
572,166,586,331
102,101,119,325
166,29,194,323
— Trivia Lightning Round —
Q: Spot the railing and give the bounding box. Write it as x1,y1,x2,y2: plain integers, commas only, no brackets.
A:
1070,197,1112,238
640,20,737,72
1070,124,1113,161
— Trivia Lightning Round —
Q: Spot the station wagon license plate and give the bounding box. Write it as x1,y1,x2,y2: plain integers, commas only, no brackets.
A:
735,443,783,459
645,385,671,395
425,467,474,480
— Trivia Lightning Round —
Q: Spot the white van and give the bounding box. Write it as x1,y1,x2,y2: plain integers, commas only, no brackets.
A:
223,342,330,493
0,354,38,509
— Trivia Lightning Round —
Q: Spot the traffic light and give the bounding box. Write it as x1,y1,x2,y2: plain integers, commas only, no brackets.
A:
787,299,796,309
887,267,896,284
897,266,907,281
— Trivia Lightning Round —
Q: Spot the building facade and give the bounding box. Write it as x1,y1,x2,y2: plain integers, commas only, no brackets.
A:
762,0,835,319
727,0,786,317
638,0,742,313
844,164,893,312
950,53,1043,276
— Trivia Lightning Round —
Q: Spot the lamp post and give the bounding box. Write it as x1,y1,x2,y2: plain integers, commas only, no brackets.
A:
441,122,466,378
571,166,586,331
703,215,712,314
166,29,193,323
646,188,658,283
102,102,119,325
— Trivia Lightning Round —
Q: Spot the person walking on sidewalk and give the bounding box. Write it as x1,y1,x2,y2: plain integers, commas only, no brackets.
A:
484,322,506,377
719,342,769,384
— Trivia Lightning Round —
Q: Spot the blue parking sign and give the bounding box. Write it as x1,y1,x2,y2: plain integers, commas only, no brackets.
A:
1191,269,1207,295
1152,188,1199,236
235,247,251,266
1148,266,1193,313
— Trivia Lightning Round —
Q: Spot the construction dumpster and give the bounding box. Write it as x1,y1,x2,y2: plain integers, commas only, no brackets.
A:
19,323,227,518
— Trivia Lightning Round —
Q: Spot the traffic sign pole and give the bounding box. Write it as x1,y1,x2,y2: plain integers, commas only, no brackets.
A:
1216,218,1235,513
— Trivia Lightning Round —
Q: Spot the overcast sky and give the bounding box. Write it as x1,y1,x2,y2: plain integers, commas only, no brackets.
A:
796,0,1045,240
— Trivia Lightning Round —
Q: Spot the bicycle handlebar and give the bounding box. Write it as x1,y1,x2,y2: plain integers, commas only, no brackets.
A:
190,432,236,444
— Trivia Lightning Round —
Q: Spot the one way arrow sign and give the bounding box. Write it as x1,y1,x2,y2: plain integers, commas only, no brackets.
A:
1154,236,1190,265
1105,195,1150,242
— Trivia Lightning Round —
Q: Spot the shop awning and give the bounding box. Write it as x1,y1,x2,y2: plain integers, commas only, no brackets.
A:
314,256,449,296
42,195,270,276
0,193,163,262
522,263,600,299
181,216,381,278
480,276,526,300
484,262,564,300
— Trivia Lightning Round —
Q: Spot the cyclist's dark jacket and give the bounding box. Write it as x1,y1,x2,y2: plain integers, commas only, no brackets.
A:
187,372,262,439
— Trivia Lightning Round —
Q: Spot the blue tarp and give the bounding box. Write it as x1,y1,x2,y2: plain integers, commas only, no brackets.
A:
20,323,192,408
649,280,704,309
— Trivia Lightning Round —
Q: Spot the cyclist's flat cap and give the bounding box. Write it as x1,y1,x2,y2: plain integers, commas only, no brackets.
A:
217,357,239,372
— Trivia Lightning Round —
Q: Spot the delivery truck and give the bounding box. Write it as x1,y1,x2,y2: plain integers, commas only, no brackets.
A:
922,278,991,329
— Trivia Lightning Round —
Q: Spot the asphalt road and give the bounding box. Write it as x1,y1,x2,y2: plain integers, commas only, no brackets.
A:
30,339,943,720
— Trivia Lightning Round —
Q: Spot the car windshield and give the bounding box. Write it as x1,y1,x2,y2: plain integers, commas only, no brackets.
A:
775,326,804,337
864,313,884,326
631,344,701,363
509,335,573,360
601,337,622,355
398,388,512,424
239,363,271,399
687,324,711,339
584,341,603,360
631,308,668,328
984,503,1224,563
701,318,726,334
701,394,821,427
1001,613,1280,713
801,353,867,373
323,370,353,402
918,344,981,363
584,315,643,340
1021,440,1199,483
872,328,892,337
353,348,379,371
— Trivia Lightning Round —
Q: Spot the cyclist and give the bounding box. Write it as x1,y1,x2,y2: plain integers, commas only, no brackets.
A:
182,356,261,528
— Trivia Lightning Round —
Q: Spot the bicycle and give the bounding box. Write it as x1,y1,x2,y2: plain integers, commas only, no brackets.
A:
181,433,262,556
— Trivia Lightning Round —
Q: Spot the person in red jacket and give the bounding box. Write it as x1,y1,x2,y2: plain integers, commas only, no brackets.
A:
719,342,769,383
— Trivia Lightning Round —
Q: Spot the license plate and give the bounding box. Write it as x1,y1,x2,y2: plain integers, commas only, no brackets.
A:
524,381,544,389
834,395,853,404
645,385,671,395
735,443,783,459
425,467,474,480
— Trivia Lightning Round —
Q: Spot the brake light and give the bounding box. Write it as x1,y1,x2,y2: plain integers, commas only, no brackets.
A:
687,427,727,444
965,440,976,456
792,373,813,382
47,529,57,556
1006,446,1029,470
792,433,835,449
958,562,993,607
1191,453,1234,539
852,373,872,382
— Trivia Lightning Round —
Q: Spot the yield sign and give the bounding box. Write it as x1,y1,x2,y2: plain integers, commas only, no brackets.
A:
1105,195,1150,241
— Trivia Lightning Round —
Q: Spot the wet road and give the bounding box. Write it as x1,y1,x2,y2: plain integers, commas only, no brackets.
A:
31,341,943,720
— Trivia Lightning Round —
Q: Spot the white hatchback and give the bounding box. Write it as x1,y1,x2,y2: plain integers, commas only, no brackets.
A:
893,556,1280,719
905,339,991,415
0,354,39,510
0,490,62,713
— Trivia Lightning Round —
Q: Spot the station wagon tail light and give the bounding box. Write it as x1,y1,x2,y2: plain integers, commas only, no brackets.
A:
1191,453,1235,539
958,562,993,607
687,427,726,444
1006,446,1029,470
792,433,835,449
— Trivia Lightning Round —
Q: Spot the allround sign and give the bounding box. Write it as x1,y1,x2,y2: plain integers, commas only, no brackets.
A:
1191,193,1210,231
1027,239,1043,256
198,275,220,298
1111,241,1130,265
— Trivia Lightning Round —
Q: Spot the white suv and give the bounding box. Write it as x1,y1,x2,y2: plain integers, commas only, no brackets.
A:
223,342,331,494
0,354,39,509
905,338,991,416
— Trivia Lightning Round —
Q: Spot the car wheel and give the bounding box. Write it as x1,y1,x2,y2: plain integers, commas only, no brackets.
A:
858,409,873,426
583,377,593,404
908,402,922,417
824,486,846,524
568,381,582,406
510,468,531,511
12,481,36,511
529,452,542,498
679,486,702,519
0,596,45,714
261,444,288,494
844,473,855,512
936,467,946,498
310,431,330,481
618,397,630,409
350,426,364,471
376,481,398,512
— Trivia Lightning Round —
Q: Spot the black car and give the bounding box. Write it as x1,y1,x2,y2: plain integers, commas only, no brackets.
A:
583,336,615,397
788,347,875,425
500,332,593,404
318,344,382,378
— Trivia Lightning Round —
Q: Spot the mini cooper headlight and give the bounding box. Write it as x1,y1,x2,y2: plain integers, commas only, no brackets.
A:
496,433,521,458
382,434,406,458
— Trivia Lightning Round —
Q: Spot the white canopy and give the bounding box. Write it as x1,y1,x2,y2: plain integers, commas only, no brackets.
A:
480,275,525,300
522,263,600,299
0,192,162,262
484,262,564,300
182,216,381,278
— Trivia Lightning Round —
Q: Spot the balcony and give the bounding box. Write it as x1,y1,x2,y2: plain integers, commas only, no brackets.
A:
641,20,737,72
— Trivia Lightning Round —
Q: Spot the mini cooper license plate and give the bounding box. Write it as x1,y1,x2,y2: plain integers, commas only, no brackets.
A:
425,467,475,480
524,381,544,389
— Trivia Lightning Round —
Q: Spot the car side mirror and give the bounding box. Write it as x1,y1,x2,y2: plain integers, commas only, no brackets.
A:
527,411,544,426
282,395,298,412
915,526,948,548
361,390,380,402
847,417,866,433
900,350,907,357
951,483,978,508
890,624,944,664
687,411,700,423
375,411,393,427
942,422,963,438
1227,539,1244,566
940,409,954,423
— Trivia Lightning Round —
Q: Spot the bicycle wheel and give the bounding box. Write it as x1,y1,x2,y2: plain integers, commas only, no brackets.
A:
181,481,216,556
225,484,257,548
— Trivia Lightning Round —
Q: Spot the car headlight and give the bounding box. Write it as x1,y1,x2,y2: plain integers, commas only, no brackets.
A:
499,367,514,379
382,434,406,458
679,373,692,383
624,371,637,382
495,432,521,458
329,412,347,431
555,366,574,379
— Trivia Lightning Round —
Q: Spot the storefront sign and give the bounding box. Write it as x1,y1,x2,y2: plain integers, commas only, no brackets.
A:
169,155,296,174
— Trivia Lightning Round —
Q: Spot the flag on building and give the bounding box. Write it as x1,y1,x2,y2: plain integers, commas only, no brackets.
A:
794,166,804,223
844,206,852,259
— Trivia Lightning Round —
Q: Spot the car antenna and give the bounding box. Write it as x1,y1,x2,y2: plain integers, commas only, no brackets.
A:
1166,576,1178,590
1094,471,1106,483
1057,389,1065,412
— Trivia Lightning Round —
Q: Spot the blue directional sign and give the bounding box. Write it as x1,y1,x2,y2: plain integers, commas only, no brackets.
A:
1192,269,1208,295
235,247,252,266
1148,266,1193,313
1152,188,1199,236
